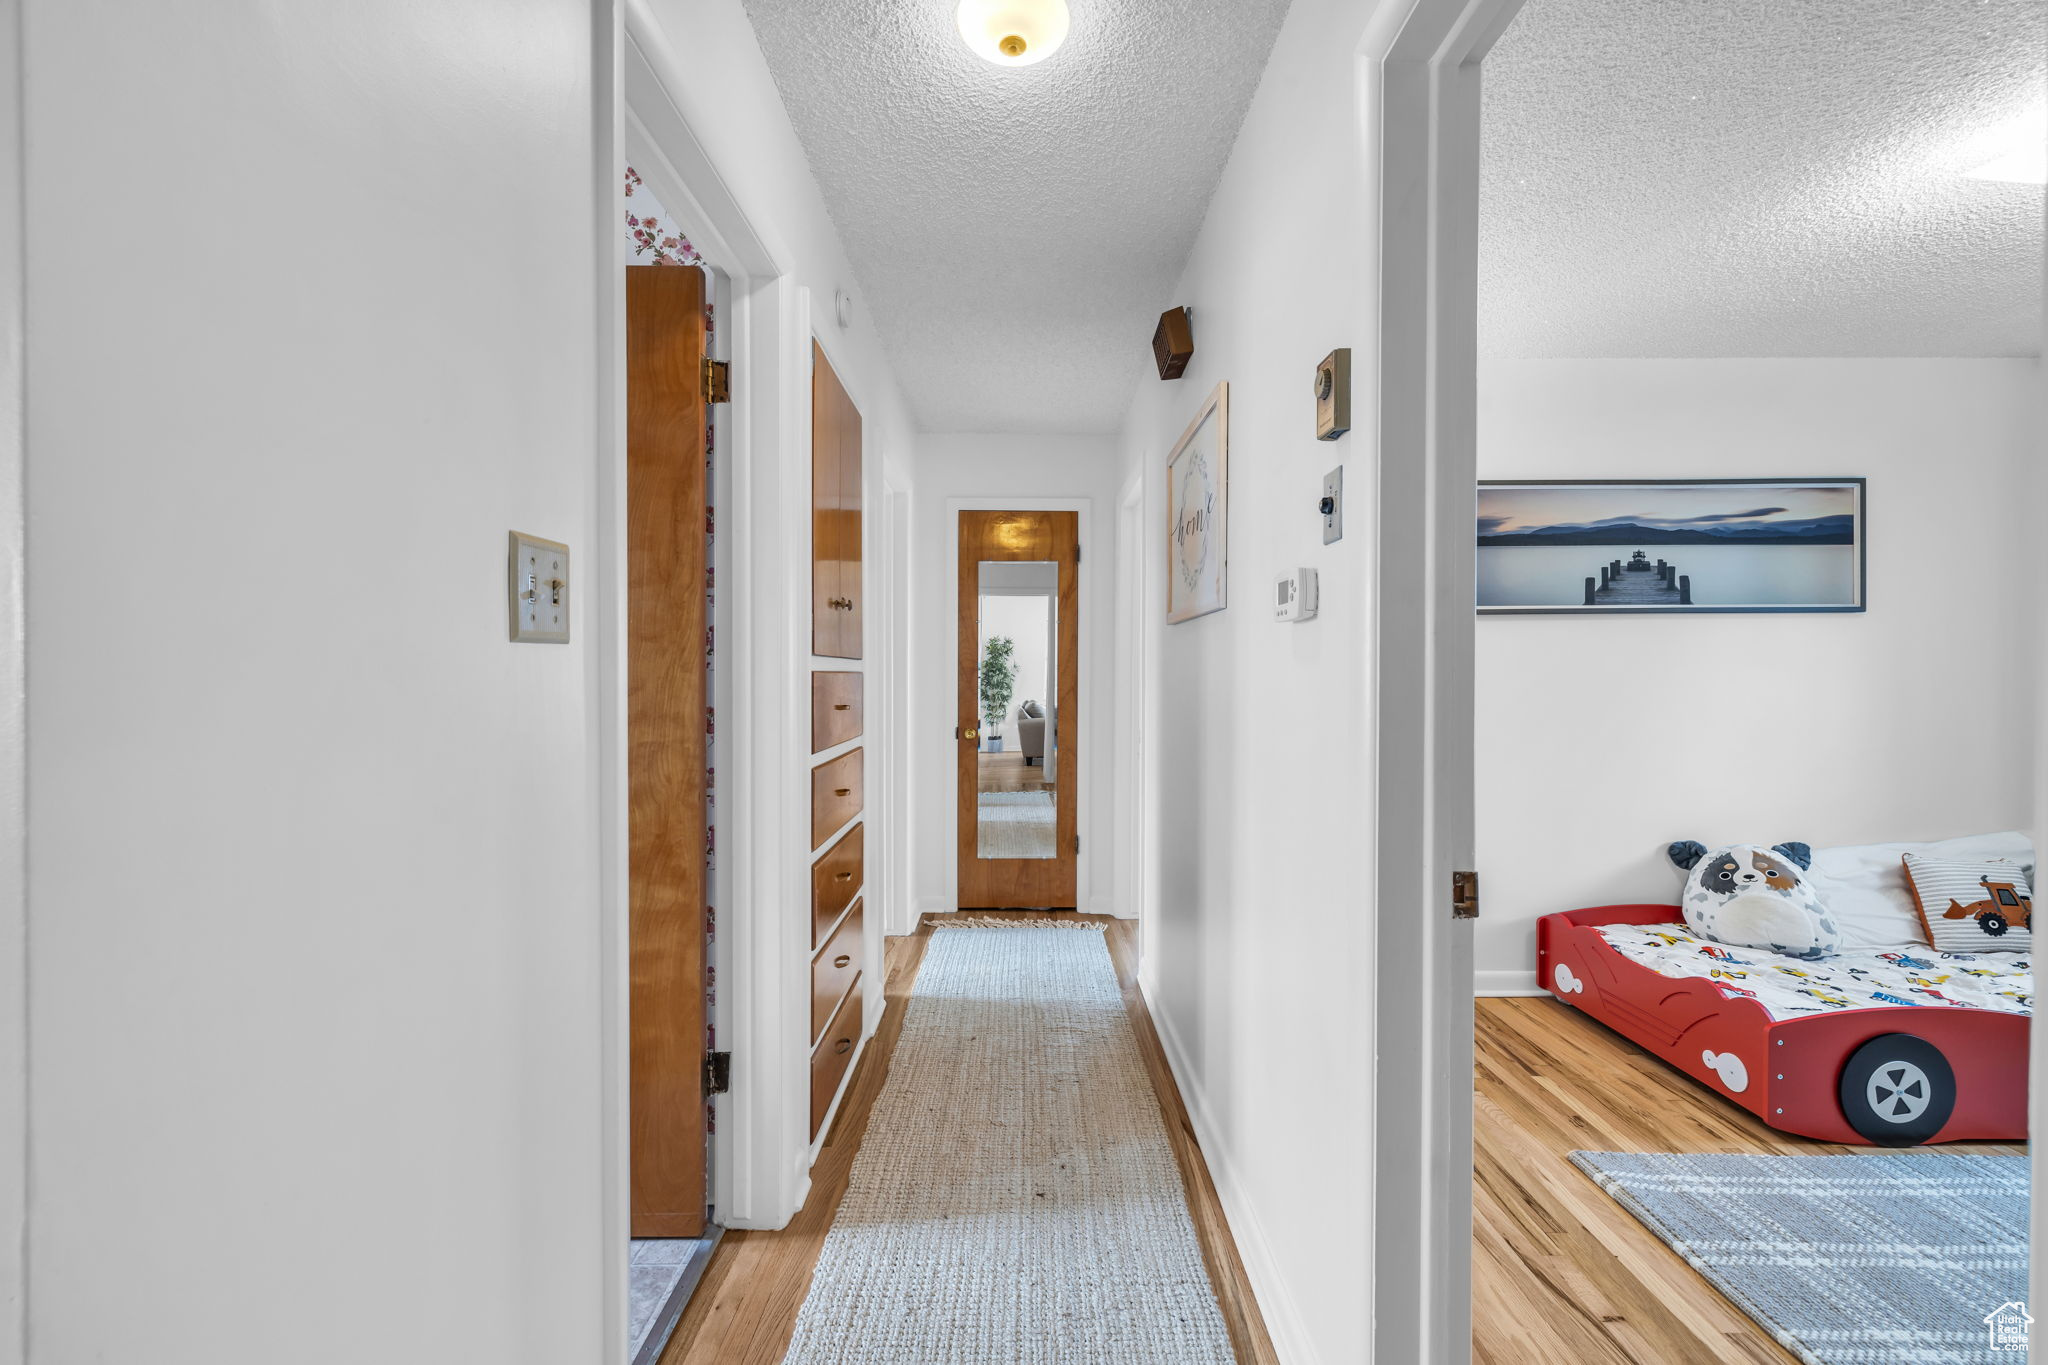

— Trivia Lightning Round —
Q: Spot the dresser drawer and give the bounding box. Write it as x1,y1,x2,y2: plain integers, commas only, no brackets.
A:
811,975,864,1139
811,671,863,753
810,747,863,848
812,899,864,1043
811,823,863,949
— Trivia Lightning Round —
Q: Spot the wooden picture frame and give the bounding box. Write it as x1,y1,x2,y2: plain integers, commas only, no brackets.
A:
1166,381,1229,623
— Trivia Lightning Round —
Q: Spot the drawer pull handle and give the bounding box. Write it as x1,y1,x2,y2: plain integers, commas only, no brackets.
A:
833,704,851,710
833,787,851,797
834,1037,852,1054
835,871,852,881
833,954,852,968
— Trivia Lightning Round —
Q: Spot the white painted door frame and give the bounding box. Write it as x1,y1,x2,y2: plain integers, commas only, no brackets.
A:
1113,476,1153,984
1368,0,1523,1359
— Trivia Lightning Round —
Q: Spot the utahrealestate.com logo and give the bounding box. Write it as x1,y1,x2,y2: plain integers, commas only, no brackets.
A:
1984,1301,2031,1351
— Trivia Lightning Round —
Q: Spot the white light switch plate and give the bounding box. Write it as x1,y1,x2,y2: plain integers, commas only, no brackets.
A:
509,531,571,643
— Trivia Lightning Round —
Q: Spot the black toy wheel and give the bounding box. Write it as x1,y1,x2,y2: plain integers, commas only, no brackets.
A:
1838,1034,1956,1146
1981,912,2009,936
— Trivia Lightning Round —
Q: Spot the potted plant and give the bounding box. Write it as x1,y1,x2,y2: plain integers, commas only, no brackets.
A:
979,635,1016,753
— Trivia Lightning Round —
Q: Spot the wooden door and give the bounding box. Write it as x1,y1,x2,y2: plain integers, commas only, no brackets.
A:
812,344,862,659
627,265,710,1238
957,510,1079,908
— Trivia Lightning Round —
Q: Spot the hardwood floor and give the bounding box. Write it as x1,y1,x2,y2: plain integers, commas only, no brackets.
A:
659,912,1277,1365
1473,995,2027,1365
975,749,1051,793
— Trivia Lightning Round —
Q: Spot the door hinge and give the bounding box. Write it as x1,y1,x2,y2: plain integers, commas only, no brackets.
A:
1452,869,1479,921
1075,544,1082,564
703,1051,732,1096
1074,835,1081,854
702,357,731,404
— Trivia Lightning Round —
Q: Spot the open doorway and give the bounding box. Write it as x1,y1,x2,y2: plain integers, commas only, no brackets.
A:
621,159,724,1365
1463,2,2043,1362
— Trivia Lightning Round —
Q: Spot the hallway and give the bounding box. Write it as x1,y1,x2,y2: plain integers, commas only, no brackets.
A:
660,913,1276,1365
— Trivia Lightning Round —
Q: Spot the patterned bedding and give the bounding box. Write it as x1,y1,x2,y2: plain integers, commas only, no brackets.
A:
1594,923,2032,1021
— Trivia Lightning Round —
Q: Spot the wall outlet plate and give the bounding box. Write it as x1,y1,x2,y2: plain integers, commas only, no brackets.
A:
1321,466,1343,544
509,531,571,643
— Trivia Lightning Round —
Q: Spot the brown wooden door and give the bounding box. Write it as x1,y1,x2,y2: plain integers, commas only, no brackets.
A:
627,266,709,1238
812,343,862,659
957,510,1079,908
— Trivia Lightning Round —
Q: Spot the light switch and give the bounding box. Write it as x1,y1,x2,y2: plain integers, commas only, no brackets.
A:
509,531,571,643
1321,466,1344,544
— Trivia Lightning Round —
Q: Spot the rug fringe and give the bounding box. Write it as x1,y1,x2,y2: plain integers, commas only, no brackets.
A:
935,917,1107,931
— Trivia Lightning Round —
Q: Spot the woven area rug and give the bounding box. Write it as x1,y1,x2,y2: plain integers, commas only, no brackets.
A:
1571,1151,2029,1365
975,791,1056,859
780,922,1234,1364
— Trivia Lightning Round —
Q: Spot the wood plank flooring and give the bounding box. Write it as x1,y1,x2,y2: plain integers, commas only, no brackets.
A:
976,749,1051,793
659,912,1277,1365
1473,995,2026,1365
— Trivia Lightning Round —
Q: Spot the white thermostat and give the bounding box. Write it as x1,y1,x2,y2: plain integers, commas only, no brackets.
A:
1274,567,1318,622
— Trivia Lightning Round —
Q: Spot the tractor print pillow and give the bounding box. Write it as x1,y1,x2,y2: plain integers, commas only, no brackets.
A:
1902,854,2033,954
1668,839,1840,960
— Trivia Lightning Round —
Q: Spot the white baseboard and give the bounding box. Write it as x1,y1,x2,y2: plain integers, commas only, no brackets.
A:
1148,994,1320,1365
1476,969,1545,997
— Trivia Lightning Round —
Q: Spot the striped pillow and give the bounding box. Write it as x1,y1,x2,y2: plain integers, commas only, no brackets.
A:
1902,854,2033,954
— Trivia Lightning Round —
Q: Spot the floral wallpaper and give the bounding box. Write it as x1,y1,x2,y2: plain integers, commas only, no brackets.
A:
624,166,703,267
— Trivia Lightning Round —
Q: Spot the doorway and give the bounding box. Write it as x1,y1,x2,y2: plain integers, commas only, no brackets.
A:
957,509,1079,909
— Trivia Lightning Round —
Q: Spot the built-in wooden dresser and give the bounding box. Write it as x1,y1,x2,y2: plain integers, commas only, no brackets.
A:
808,344,867,1143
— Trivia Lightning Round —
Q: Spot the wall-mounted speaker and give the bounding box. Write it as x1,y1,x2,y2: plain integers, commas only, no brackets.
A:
1152,306,1193,381
1314,348,1351,440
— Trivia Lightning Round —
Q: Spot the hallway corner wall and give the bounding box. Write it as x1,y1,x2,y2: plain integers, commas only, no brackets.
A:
907,433,1119,925
1108,0,1395,1358
21,1,616,1358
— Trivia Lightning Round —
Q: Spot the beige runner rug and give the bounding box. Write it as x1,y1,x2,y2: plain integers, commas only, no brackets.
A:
780,922,1236,1364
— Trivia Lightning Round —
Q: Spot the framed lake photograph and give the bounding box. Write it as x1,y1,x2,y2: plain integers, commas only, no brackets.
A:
1476,478,1866,614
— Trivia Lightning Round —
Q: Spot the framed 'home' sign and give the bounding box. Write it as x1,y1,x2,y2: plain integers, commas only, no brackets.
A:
1166,382,1229,624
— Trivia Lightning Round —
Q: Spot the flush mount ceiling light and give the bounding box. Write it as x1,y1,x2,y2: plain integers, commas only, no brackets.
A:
956,0,1069,66
1961,107,2047,185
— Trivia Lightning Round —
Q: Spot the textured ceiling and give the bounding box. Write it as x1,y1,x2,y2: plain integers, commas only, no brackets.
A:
742,0,1292,432
1481,0,2045,358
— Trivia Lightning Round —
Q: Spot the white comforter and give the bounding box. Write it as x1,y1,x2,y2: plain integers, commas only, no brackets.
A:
1594,923,2032,1022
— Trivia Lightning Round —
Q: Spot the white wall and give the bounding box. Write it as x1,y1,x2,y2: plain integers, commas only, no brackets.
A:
0,6,20,1357
1108,1,1394,1358
24,0,610,1359
1474,358,2040,990
909,433,1119,921
977,593,1052,735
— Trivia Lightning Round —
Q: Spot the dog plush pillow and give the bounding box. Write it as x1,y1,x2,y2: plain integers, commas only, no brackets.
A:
1668,840,1840,960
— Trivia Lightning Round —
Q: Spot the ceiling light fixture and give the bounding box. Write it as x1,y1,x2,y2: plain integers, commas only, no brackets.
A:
956,0,1069,66
1961,107,2047,185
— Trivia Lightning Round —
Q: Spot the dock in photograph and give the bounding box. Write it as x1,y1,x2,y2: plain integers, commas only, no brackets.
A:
1584,551,1691,605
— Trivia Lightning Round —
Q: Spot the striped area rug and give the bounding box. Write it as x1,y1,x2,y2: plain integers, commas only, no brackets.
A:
1571,1151,2029,1365
780,922,1234,1364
